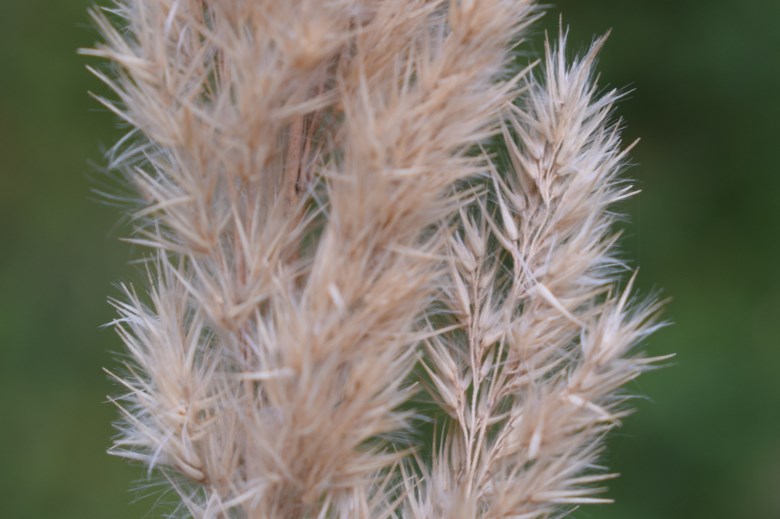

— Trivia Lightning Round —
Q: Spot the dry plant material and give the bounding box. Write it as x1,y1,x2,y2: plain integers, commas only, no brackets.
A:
85,1,666,517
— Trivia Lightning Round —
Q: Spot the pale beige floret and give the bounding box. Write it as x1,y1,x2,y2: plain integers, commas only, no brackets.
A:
86,1,665,518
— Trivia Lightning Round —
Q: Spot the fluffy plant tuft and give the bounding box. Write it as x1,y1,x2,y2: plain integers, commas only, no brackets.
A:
85,1,666,517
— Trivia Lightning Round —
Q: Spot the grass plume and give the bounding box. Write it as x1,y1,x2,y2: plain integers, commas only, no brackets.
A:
84,1,666,517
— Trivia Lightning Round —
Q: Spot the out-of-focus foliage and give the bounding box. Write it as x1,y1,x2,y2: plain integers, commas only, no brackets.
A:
0,1,777,517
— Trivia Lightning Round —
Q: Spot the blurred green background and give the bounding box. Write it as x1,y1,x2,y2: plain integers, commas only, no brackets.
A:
1,1,778,517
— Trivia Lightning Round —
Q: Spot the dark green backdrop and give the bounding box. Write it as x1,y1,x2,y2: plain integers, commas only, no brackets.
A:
2,1,778,517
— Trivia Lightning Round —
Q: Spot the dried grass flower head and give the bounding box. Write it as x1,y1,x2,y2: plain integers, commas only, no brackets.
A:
85,1,667,517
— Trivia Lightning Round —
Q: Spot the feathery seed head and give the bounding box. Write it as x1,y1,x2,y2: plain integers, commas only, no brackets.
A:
87,1,666,517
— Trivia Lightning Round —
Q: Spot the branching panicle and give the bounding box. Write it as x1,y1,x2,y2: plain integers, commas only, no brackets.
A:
87,2,665,518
